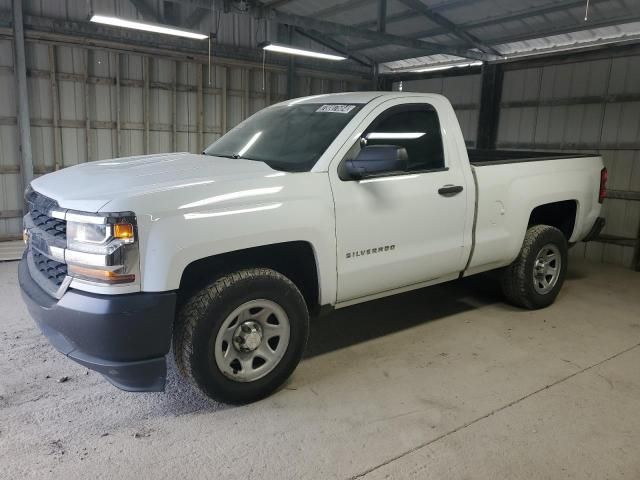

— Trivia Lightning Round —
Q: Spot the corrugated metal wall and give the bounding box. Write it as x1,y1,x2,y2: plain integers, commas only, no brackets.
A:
391,74,482,146
0,3,368,240
498,56,640,269
0,37,19,239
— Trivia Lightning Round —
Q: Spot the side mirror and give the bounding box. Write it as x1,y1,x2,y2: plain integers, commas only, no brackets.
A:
344,145,408,180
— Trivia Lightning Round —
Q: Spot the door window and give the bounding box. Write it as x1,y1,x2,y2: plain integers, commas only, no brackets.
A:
364,105,445,172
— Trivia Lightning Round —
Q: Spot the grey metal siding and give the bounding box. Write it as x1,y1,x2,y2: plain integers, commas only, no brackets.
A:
498,56,640,269
0,38,20,240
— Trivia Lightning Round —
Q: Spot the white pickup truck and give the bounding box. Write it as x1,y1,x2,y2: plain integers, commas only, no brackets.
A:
19,92,607,403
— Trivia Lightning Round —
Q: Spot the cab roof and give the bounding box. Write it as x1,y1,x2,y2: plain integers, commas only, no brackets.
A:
282,91,436,105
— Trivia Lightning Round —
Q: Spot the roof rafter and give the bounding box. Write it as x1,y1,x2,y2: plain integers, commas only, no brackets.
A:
293,27,374,66
266,7,489,60
164,0,491,60
351,0,614,51
264,0,297,8
372,12,640,64
315,0,371,20
128,0,163,22
184,6,213,28
396,0,500,55
313,0,474,20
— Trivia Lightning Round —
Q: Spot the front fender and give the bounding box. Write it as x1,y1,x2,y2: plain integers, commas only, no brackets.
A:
131,174,337,306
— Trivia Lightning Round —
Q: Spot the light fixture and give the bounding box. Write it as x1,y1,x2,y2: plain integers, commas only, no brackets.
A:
411,60,483,73
90,14,208,40
261,42,347,61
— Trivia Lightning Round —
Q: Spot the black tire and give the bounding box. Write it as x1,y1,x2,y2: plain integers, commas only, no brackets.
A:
174,268,309,404
501,225,568,310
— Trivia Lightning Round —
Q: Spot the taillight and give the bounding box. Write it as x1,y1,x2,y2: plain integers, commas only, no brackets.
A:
599,167,608,204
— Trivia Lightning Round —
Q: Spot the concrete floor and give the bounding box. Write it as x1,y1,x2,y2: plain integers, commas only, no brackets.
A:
1,258,639,479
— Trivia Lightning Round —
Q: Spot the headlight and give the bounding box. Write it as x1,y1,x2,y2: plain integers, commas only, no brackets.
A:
68,222,110,245
65,212,139,285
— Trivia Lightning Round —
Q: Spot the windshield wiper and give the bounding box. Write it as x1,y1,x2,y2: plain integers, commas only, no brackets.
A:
207,153,240,159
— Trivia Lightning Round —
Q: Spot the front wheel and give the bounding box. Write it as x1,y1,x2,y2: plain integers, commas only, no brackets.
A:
501,225,568,310
174,268,309,404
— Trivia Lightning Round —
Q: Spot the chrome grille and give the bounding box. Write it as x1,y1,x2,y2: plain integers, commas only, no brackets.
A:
25,189,67,241
30,206,66,238
31,249,67,288
25,189,68,296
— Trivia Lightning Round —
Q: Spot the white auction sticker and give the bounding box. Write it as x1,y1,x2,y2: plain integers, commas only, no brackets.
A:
316,104,356,114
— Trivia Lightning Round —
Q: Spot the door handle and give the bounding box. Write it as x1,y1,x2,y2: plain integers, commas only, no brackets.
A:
438,185,464,196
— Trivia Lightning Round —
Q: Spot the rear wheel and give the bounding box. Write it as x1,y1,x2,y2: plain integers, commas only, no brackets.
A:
174,268,309,404
501,225,568,309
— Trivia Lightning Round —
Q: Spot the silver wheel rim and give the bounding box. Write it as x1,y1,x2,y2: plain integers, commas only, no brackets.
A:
214,299,290,382
533,244,562,295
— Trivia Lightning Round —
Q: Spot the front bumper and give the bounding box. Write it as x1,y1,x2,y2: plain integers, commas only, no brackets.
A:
19,255,176,392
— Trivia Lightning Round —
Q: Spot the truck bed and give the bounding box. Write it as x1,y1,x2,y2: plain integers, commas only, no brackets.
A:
468,149,596,166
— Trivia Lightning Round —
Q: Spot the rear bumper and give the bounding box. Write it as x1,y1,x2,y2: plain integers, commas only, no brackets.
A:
583,216,606,242
18,255,176,392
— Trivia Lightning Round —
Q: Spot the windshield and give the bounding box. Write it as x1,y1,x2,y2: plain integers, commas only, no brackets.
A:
203,103,363,172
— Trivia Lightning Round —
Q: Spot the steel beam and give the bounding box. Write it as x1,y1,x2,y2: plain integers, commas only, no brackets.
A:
358,0,611,32
372,16,640,64
293,28,373,66
352,0,614,51
267,8,487,60
47,45,62,171
184,7,210,28
129,0,162,22
172,61,177,150
314,0,475,19
485,14,640,47
314,0,370,19
84,49,92,161
116,53,122,156
396,0,499,56
265,0,297,7
12,0,33,202
286,25,295,98
125,0,488,60
377,0,386,34
143,56,150,153
476,64,503,149
221,65,227,134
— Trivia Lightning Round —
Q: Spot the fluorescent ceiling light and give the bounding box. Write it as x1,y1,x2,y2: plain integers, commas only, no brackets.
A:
412,65,455,73
90,14,208,40
262,42,347,61
411,60,483,73
367,132,426,140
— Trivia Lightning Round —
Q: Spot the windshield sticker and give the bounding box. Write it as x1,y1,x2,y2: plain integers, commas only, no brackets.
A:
316,104,356,114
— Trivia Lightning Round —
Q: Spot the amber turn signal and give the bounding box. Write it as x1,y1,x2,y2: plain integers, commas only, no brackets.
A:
114,223,134,240
68,264,135,284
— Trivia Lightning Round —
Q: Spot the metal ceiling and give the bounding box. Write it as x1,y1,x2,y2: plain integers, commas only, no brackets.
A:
258,0,640,72
28,0,640,74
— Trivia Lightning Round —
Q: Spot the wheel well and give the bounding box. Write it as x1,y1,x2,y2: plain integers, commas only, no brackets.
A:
528,200,577,239
178,241,320,313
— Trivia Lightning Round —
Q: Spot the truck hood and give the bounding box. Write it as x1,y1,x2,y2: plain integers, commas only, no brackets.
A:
30,153,277,212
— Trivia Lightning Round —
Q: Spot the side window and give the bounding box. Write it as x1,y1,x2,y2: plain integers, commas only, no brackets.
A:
364,106,445,172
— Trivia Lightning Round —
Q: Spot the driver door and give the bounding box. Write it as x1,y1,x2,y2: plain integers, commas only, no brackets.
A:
330,101,469,303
